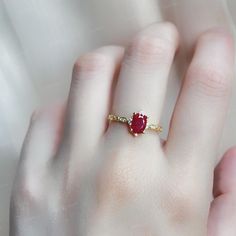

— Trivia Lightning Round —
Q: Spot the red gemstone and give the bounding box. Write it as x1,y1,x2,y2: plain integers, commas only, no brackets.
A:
129,112,147,135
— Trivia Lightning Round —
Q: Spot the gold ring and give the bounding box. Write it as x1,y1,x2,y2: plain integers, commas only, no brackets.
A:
108,111,163,136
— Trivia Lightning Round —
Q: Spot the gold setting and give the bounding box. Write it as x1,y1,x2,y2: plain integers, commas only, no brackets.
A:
108,113,163,136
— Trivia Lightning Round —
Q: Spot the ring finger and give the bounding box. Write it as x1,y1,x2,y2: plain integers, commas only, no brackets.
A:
109,22,179,139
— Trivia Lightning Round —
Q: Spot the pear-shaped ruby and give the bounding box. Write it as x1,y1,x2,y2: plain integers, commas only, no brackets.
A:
129,112,147,135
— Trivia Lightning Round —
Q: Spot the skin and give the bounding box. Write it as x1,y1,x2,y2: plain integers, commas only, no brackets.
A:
10,22,236,236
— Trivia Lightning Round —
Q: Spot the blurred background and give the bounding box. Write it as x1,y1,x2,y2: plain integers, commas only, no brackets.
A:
0,0,236,234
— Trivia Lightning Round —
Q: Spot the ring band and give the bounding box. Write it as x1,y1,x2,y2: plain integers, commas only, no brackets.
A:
108,112,163,136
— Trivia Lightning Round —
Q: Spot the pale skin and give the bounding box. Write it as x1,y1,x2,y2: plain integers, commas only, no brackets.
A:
10,22,236,235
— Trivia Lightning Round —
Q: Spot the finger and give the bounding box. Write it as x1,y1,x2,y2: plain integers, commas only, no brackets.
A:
166,29,234,168
109,22,179,137
63,46,124,150
213,147,236,198
19,104,65,174
208,147,236,236
11,105,65,232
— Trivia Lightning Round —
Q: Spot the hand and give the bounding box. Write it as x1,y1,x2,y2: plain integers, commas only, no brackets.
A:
10,22,235,236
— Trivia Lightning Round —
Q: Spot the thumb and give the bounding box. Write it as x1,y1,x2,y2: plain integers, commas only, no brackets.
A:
208,147,236,236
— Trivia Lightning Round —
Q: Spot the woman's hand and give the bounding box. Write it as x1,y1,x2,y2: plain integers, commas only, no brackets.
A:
10,22,235,236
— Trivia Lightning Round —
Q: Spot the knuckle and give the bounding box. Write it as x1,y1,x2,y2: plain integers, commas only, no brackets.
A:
97,148,149,202
198,28,233,47
142,21,179,45
165,187,200,224
126,35,170,65
73,52,111,75
102,166,134,200
187,66,231,98
126,33,175,65
12,178,42,207
171,194,197,223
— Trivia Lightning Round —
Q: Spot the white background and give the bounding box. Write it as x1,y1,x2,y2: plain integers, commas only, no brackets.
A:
1,0,236,234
